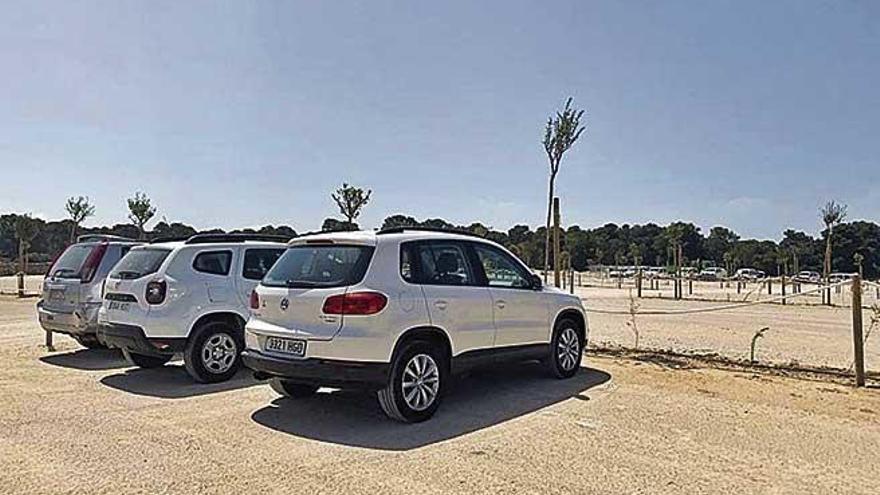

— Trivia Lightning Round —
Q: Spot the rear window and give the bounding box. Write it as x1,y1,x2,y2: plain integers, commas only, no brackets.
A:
50,245,95,279
110,248,171,280
263,245,374,288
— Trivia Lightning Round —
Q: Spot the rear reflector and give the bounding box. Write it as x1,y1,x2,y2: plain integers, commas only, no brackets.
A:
249,289,259,310
322,291,387,315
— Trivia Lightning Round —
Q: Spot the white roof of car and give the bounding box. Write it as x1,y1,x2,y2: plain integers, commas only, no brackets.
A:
288,229,496,247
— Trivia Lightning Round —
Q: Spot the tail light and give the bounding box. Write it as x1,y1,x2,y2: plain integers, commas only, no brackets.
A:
322,291,387,315
80,242,108,283
249,289,260,309
145,280,167,305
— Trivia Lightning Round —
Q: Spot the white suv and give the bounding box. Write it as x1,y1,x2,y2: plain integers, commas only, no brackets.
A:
242,228,589,422
97,234,287,383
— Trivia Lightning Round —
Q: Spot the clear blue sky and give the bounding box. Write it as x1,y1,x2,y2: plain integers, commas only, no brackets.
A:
1,1,877,239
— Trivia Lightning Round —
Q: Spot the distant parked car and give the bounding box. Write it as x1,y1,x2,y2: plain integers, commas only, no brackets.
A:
608,268,625,278
697,267,727,281
829,272,856,284
37,235,141,348
793,271,821,284
735,268,766,281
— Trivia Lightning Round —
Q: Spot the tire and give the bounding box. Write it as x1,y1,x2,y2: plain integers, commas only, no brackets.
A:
377,340,445,423
73,334,107,349
269,379,319,398
547,318,583,379
122,349,172,368
183,321,243,383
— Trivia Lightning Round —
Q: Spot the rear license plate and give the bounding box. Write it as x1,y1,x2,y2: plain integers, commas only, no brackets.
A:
265,337,306,357
107,301,130,312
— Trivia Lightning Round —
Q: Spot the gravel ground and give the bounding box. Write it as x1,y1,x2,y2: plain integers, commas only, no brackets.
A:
1,296,880,494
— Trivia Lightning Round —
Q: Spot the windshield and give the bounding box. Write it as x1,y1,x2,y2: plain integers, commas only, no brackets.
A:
109,248,171,280
263,245,374,288
50,245,95,279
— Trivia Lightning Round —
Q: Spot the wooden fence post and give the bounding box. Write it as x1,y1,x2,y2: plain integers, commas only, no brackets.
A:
636,269,643,298
852,275,866,387
781,275,787,305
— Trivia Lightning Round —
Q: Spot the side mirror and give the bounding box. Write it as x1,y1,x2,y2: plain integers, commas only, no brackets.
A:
529,274,543,290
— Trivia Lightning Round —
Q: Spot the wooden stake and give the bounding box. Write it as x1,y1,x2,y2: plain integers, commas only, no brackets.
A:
852,275,866,387
552,197,561,288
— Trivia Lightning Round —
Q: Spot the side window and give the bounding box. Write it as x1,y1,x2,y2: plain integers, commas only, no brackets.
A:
243,248,284,280
473,244,531,289
400,243,416,282
193,250,232,276
416,242,475,286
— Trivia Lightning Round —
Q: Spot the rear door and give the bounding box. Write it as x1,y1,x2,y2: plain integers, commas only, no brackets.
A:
255,243,374,340
43,244,96,313
469,242,550,347
406,240,495,353
192,250,235,303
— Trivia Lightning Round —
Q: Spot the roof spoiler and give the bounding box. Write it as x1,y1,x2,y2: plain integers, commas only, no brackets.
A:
183,233,290,244
376,226,484,238
76,234,137,243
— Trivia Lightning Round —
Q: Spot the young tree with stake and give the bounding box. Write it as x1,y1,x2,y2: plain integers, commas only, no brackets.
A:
65,196,95,243
127,192,157,240
541,97,586,281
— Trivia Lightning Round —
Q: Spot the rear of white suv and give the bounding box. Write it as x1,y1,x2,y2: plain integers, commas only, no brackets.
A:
243,229,588,422
97,234,286,383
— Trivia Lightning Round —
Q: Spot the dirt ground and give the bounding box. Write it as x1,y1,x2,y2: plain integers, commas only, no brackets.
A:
1,296,879,494
577,283,880,373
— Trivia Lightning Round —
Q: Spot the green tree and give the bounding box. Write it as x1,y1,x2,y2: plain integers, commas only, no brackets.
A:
14,214,41,273
64,196,96,243
541,97,586,280
127,192,157,239
331,183,371,231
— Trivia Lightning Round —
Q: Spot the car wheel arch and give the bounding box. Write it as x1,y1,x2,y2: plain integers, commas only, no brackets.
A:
554,308,586,345
188,311,246,339
390,326,453,368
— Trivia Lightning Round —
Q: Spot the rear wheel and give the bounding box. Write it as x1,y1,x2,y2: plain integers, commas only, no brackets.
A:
73,334,107,349
184,321,243,383
377,341,445,423
269,379,319,398
547,318,583,379
122,349,171,368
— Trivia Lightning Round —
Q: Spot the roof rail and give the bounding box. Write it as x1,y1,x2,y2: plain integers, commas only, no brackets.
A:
376,226,485,238
76,234,137,243
183,233,290,245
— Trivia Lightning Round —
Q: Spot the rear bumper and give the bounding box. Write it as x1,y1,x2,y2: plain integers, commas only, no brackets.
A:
242,350,389,389
98,323,186,356
36,301,99,336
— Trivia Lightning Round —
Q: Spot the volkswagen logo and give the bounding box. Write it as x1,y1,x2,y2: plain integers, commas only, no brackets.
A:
279,298,289,311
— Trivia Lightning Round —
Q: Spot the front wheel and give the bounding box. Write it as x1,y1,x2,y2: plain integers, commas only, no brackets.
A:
547,319,583,379
377,341,445,423
123,349,172,368
184,322,243,383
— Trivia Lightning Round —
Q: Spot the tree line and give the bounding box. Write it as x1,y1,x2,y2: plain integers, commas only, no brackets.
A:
4,205,877,279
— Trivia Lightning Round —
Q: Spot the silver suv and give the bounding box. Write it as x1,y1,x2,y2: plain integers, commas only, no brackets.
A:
37,235,141,348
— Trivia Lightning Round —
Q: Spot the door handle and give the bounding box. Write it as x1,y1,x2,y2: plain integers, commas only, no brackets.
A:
495,300,507,309
434,300,448,310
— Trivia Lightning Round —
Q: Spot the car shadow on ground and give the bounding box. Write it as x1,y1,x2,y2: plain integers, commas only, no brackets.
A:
250,362,611,451
39,348,130,371
100,364,260,399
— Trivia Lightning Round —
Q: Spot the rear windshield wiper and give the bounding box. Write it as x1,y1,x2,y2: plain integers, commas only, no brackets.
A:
52,268,79,278
114,270,142,280
284,279,331,288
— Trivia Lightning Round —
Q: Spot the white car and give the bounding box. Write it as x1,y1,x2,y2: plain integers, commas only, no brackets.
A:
697,267,727,281
735,268,766,281
97,234,287,382
794,271,821,284
242,228,589,423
